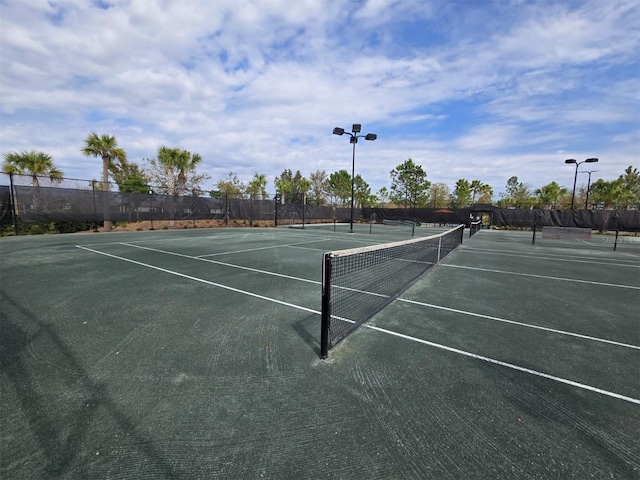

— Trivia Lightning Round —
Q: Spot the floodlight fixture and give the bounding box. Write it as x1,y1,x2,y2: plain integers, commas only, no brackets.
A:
565,157,601,210
332,123,378,232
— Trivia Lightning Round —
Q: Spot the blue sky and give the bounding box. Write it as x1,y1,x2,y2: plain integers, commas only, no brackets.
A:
1,0,638,199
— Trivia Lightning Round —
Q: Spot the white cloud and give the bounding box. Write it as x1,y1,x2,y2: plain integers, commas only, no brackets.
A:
0,0,637,198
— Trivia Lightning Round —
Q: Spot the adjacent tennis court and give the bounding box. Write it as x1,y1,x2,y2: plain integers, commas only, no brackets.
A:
1,225,638,479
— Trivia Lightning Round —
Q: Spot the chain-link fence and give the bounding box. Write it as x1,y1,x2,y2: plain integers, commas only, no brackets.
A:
6,173,635,233
0,173,355,229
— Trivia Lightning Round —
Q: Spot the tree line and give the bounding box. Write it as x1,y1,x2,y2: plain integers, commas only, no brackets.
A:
3,132,640,226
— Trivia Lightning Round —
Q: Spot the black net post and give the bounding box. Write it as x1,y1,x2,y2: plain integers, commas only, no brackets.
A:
320,252,332,359
274,193,280,227
532,223,537,245
614,229,619,251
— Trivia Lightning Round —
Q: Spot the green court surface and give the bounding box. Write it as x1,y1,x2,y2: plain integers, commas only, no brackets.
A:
1,226,638,479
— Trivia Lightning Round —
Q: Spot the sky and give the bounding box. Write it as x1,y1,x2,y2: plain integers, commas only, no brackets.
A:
1,0,638,199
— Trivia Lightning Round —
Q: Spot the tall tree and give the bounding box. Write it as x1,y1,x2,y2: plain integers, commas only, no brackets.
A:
376,187,390,207
619,166,640,209
470,179,493,204
500,176,532,208
215,172,245,198
110,159,148,193
2,150,63,187
146,146,208,196
353,174,373,208
246,172,268,200
476,187,494,205
2,150,63,211
308,170,328,206
451,179,472,208
275,169,310,203
390,159,431,208
81,132,127,231
427,183,450,208
327,170,352,205
534,181,568,209
589,178,626,209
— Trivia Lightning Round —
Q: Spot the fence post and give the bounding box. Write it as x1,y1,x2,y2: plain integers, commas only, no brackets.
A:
148,187,154,230
91,180,99,232
9,172,18,235
225,193,229,226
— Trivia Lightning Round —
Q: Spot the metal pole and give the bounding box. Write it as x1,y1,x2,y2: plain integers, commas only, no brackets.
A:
585,172,593,210
532,223,537,245
9,172,18,235
274,193,279,228
350,140,356,233
571,163,578,210
320,253,332,359
92,180,98,232
149,192,154,230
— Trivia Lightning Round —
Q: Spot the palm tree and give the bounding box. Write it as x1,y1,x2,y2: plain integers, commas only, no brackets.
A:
2,150,63,187
157,146,202,196
81,132,127,231
155,146,203,226
470,180,493,204
2,150,63,211
534,182,568,209
247,172,268,200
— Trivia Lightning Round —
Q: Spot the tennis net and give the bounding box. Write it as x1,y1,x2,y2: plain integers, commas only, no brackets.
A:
320,224,464,358
469,220,482,237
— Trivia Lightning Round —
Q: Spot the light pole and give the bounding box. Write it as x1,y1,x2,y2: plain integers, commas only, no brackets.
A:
580,170,598,210
565,158,598,209
333,124,377,232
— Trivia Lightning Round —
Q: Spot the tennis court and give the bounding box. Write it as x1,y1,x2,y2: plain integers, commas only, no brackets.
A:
1,225,638,479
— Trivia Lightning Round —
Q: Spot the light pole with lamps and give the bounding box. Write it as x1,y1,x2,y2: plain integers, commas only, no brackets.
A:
580,170,598,210
333,124,377,232
565,158,598,209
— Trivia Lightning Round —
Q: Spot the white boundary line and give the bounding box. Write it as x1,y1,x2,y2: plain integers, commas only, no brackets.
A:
398,299,640,350
119,242,320,284
76,245,318,313
460,247,640,268
364,324,640,405
76,244,640,405
443,264,640,290
108,242,637,349
196,238,331,258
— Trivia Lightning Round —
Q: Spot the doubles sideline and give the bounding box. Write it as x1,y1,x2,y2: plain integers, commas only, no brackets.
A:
76,244,640,405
